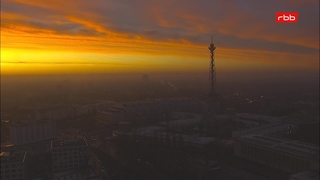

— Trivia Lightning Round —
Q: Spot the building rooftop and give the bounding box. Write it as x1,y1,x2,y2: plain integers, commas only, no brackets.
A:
161,97,198,101
113,127,216,146
0,151,27,163
159,118,201,126
236,113,280,123
135,126,165,134
52,167,100,179
289,171,319,180
234,123,295,136
215,115,234,120
239,135,319,161
111,106,126,111
51,139,88,149
158,133,217,145
97,111,111,115
98,109,122,114
122,97,200,107
10,119,55,127
171,134,216,145
123,99,161,107
19,104,64,111
282,114,320,125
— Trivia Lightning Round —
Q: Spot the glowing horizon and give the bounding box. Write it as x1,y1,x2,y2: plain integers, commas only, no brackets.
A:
1,0,319,75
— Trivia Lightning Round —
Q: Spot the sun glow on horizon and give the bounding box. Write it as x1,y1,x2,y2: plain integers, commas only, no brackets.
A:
1,0,318,75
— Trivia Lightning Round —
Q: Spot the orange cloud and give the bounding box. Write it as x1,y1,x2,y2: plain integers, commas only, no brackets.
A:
1,0,318,75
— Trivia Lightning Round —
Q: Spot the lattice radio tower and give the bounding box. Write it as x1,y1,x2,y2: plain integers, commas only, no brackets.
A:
208,36,216,96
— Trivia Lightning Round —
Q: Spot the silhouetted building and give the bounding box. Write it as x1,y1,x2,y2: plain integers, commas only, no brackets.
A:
35,107,74,121
113,126,217,149
234,135,319,174
52,167,101,180
51,139,88,173
235,113,280,123
34,102,114,121
124,98,204,121
289,171,319,180
96,98,205,124
0,151,27,180
9,119,56,145
158,114,202,130
96,106,126,125
232,123,297,138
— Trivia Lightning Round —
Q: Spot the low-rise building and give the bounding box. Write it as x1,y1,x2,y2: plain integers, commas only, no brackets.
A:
52,167,101,180
159,117,202,130
34,102,115,121
289,171,319,180
10,119,56,145
95,98,206,124
34,106,75,121
96,107,126,125
0,151,27,180
74,104,101,117
124,98,205,122
113,126,217,149
234,135,319,174
232,123,297,138
235,113,280,123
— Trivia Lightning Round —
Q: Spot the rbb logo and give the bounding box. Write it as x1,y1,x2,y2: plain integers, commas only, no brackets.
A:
276,12,298,23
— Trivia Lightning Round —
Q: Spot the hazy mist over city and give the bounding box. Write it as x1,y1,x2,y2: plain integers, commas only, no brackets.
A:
1,0,319,180
2,70,319,105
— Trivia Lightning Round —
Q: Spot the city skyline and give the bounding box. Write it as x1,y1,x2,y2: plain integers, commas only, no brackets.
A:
1,1,319,179
1,0,319,75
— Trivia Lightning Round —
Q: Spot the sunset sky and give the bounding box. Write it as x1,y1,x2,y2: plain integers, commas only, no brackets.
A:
1,0,319,75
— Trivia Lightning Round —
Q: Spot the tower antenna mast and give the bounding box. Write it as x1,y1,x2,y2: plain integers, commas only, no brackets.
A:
208,36,216,95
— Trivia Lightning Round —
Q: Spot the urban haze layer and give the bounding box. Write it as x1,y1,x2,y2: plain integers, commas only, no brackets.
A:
1,0,319,180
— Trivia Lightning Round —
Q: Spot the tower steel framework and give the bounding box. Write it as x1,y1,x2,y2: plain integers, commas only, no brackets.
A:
208,36,216,95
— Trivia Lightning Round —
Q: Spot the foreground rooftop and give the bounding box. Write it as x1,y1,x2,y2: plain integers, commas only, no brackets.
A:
51,138,88,149
239,135,319,161
0,151,27,163
289,171,319,180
